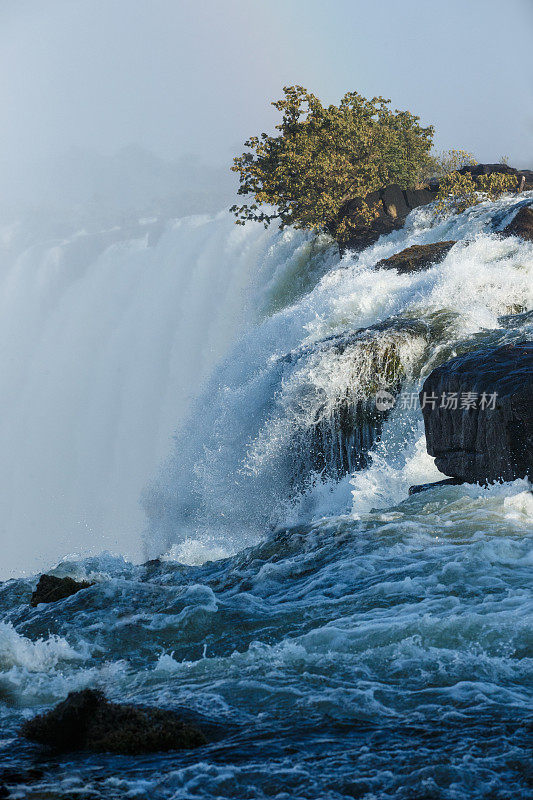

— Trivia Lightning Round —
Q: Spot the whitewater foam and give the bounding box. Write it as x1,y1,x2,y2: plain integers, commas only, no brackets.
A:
144,194,533,563
0,212,309,578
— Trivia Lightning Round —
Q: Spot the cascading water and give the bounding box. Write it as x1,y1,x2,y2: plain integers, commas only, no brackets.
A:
0,211,333,578
144,194,533,562
0,193,531,799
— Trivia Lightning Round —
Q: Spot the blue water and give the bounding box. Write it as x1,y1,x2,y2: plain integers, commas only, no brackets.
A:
0,195,532,798
1,481,532,798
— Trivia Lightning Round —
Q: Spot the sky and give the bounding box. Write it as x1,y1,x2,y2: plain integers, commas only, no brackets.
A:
0,0,531,184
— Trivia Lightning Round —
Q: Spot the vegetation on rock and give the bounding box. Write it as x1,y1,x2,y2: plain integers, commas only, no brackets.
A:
230,86,434,242
433,152,518,216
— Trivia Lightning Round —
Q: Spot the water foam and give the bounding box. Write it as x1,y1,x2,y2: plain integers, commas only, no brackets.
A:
0,212,310,578
144,195,533,562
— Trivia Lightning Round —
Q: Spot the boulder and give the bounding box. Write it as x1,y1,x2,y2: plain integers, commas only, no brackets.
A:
338,183,438,252
375,241,456,273
502,205,533,243
30,574,93,606
420,342,533,483
21,689,207,754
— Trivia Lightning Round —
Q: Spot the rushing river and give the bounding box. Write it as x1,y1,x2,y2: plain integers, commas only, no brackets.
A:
0,193,532,798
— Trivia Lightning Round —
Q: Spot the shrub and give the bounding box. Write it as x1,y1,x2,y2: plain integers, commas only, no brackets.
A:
230,86,434,241
435,170,518,217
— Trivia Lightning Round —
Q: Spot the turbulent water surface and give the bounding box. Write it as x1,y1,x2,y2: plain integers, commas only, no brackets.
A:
0,194,532,798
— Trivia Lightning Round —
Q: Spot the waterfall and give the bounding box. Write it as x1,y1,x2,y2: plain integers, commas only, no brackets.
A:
144,195,533,563
0,194,531,577
0,212,324,578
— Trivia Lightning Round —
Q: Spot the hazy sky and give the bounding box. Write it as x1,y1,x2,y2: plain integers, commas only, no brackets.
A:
0,0,532,169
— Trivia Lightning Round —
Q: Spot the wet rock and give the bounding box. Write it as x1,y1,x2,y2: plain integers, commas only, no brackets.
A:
502,206,533,243
285,319,431,480
21,689,207,754
30,574,93,606
375,241,456,273
408,478,463,495
420,341,533,483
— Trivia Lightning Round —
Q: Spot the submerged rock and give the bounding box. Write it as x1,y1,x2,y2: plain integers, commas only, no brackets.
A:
420,342,533,483
30,574,93,606
21,689,207,754
0,768,44,791
286,318,431,480
502,206,533,243
375,241,456,273
408,478,463,495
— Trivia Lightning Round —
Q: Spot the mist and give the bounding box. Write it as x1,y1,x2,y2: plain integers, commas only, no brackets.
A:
0,0,531,577
0,0,531,219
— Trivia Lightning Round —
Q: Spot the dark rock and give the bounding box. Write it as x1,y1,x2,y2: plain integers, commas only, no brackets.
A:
420,342,533,483
0,785,8,799
375,241,456,274
30,574,93,607
380,185,410,220
338,183,438,253
0,768,44,785
502,206,533,243
404,187,437,208
459,163,518,178
337,164,532,253
20,689,207,754
408,478,464,495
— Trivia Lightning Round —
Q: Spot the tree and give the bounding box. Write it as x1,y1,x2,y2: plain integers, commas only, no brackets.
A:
230,86,434,242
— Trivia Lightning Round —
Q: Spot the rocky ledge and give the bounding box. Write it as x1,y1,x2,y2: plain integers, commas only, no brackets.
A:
337,184,437,252
420,342,533,483
502,205,533,242
338,164,532,253
21,689,207,754
375,241,456,273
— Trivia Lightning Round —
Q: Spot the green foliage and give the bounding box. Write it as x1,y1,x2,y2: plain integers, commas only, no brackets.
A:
477,172,518,198
230,86,434,241
435,170,518,217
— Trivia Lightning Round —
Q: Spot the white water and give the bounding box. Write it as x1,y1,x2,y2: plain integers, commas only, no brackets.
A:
0,194,531,800
0,212,328,578
0,194,531,579
144,195,533,562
